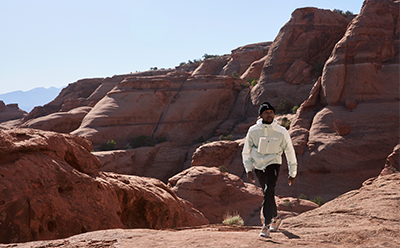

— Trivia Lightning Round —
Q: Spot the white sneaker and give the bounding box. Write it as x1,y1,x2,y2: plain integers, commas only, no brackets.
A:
270,218,282,232
259,224,270,238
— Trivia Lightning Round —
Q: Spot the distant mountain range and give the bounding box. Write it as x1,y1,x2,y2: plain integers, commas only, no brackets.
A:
0,86,64,112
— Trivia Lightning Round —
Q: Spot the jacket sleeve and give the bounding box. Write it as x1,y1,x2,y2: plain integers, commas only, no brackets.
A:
282,130,297,178
242,131,254,173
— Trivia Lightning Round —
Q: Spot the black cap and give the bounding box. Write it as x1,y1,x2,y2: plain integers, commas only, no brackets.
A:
258,102,275,116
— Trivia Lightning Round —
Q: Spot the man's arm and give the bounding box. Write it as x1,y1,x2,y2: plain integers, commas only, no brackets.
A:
282,130,297,178
242,132,255,174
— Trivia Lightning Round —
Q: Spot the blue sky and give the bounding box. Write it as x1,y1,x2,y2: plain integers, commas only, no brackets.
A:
0,0,363,94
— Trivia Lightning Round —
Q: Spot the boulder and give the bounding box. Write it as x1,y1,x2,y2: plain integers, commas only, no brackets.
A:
191,140,245,179
0,129,208,244
168,166,263,225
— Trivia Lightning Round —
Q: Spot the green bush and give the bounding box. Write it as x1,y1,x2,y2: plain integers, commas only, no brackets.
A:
283,199,292,207
312,196,325,206
280,117,291,130
156,136,167,143
292,105,300,114
246,78,259,86
219,166,229,173
132,135,155,148
124,143,133,149
232,71,240,78
203,53,220,60
222,213,244,226
298,194,308,200
333,9,354,17
277,99,287,113
100,140,116,151
219,134,233,141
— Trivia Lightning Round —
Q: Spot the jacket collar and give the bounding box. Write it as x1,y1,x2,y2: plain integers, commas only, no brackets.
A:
256,118,277,128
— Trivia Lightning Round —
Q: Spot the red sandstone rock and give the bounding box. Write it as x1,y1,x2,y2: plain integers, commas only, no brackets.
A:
94,143,189,183
4,173,400,248
321,0,399,105
380,144,400,176
241,55,268,81
191,141,246,179
220,42,271,77
0,101,27,122
168,166,263,225
345,99,357,110
285,0,399,201
20,106,92,133
72,72,245,148
192,56,229,76
252,7,351,110
332,118,351,136
0,129,208,244
23,78,103,121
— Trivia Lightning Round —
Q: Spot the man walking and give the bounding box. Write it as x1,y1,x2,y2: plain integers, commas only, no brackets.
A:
242,102,297,238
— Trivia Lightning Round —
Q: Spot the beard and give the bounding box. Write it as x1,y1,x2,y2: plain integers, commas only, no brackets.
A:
262,117,273,124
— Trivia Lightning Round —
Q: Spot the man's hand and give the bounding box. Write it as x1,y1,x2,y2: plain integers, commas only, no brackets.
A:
288,176,295,186
247,171,256,183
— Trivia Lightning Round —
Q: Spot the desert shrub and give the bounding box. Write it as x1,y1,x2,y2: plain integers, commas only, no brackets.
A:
298,194,308,200
312,62,324,76
280,117,291,130
333,9,354,17
219,165,229,173
124,143,133,149
203,53,220,59
132,135,155,148
232,71,240,78
246,78,259,86
219,134,233,141
277,99,287,113
283,199,292,207
222,213,244,226
156,136,167,143
312,196,325,206
292,105,300,114
100,140,116,151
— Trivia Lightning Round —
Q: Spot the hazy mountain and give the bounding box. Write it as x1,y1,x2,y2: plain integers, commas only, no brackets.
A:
0,86,64,112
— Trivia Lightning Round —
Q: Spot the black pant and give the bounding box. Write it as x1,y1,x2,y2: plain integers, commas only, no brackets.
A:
255,164,281,226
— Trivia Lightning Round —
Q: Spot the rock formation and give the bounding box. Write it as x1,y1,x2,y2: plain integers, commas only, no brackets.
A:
71,72,245,148
20,106,92,133
0,101,26,123
0,128,208,244
251,7,352,113
285,0,399,201
94,143,188,183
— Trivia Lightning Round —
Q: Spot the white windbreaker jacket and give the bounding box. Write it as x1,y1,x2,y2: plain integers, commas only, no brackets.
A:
242,118,297,178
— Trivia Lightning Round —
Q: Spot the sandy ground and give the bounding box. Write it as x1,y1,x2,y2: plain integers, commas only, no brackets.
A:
1,222,399,248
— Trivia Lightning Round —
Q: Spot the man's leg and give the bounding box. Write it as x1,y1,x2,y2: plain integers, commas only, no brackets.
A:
255,164,280,225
